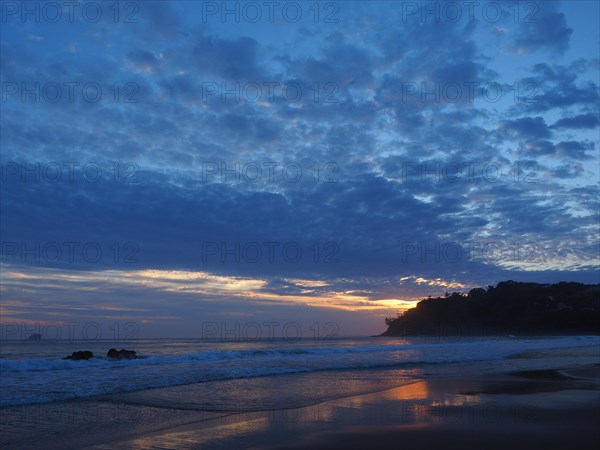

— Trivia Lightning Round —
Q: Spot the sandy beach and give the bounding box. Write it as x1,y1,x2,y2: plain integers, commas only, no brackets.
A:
2,364,598,450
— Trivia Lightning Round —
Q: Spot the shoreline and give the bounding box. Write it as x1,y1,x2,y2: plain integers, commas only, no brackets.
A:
2,364,599,450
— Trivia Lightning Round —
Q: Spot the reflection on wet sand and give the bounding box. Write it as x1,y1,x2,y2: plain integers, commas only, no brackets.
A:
78,369,600,449
97,379,486,449
127,416,272,450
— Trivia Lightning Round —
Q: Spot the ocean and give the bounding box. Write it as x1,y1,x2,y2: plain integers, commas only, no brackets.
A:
2,335,599,408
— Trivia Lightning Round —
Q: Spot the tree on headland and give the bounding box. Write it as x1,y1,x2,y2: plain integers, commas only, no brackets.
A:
382,281,600,336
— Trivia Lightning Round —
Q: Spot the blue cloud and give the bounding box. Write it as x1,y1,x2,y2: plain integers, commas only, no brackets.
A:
552,113,599,129
512,3,573,53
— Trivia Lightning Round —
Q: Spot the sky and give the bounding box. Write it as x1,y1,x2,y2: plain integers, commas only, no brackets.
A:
0,1,599,338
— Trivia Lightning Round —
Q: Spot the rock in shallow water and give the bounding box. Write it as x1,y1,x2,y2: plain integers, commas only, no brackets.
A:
64,350,93,360
107,348,137,360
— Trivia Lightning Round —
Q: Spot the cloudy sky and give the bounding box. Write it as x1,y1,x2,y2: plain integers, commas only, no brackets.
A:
1,1,598,337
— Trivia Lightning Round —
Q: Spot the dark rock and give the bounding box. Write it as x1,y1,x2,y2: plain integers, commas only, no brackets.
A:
107,348,137,360
64,350,93,360
28,333,42,341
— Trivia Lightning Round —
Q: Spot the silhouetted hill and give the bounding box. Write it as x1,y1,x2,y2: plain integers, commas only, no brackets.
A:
381,281,600,336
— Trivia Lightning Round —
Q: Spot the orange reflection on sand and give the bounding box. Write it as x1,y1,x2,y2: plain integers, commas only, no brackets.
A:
127,415,271,450
382,381,430,401
382,381,483,427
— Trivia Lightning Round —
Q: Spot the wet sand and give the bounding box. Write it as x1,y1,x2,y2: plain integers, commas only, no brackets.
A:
276,370,600,450
1,365,599,449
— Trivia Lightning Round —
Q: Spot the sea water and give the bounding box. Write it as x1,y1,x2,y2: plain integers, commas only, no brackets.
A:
1,335,599,407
